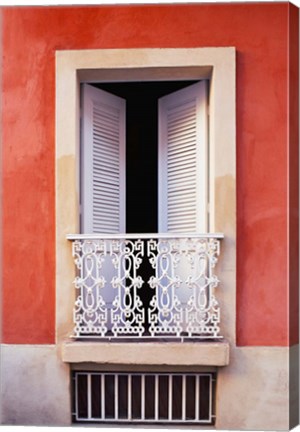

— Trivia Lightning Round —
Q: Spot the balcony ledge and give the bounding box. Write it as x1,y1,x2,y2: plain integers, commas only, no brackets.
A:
61,340,230,367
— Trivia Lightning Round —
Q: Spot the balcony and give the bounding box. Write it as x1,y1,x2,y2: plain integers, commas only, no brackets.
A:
66,233,224,342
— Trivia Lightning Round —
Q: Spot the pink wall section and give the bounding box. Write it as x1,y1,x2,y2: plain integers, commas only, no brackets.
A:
1,3,298,345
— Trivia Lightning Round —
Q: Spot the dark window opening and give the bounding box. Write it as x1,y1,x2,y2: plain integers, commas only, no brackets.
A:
93,81,198,234
72,371,216,425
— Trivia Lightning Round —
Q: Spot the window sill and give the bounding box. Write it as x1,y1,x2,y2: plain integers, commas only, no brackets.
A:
61,340,230,366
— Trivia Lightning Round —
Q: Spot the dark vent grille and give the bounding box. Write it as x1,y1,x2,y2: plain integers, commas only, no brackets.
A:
72,371,215,424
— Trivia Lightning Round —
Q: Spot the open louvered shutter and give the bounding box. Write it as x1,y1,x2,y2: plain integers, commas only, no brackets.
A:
158,81,208,233
81,84,126,234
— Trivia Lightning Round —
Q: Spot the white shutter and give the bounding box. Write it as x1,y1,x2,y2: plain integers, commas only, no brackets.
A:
158,81,208,233
81,84,126,234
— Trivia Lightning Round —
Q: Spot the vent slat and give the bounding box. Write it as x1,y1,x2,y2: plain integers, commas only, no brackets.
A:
93,174,119,185
93,144,119,157
92,136,119,151
167,103,195,120
93,114,119,127
167,135,197,149
93,105,119,122
93,155,119,167
167,130,196,143
168,126,196,139
168,142,196,155
168,114,196,128
168,168,196,182
168,149,196,162
93,182,119,192
93,120,119,133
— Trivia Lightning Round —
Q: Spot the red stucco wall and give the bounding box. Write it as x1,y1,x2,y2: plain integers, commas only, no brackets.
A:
288,4,299,346
1,3,298,345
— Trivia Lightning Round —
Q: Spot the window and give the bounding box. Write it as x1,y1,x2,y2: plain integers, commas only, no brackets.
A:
75,80,215,338
56,47,236,348
80,80,208,235
72,371,216,425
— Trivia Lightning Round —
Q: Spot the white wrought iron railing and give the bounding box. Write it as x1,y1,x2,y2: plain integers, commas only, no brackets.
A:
67,233,224,341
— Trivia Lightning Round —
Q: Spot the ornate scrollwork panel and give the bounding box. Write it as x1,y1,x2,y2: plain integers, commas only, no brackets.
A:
69,235,223,340
110,239,145,337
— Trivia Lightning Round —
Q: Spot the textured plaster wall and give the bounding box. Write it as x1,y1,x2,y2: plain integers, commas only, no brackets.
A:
0,344,294,429
216,346,291,430
0,4,298,345
0,345,70,425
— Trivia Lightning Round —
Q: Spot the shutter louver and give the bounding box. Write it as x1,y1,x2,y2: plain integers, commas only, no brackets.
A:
81,84,126,234
158,81,208,233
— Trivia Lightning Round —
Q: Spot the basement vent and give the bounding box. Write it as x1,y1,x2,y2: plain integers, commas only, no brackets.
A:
72,371,215,424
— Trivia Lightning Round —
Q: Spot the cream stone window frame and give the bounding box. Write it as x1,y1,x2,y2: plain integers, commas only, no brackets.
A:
56,48,236,364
